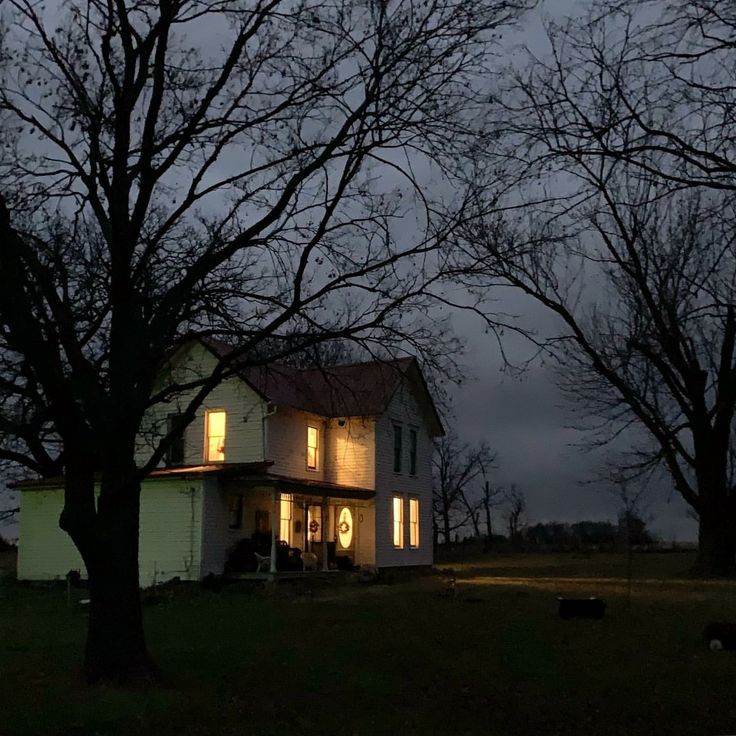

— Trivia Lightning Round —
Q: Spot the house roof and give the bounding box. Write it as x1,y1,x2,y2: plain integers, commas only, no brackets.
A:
201,338,444,436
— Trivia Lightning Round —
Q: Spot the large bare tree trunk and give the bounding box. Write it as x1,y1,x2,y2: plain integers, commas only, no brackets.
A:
61,456,156,683
84,480,155,683
694,508,736,577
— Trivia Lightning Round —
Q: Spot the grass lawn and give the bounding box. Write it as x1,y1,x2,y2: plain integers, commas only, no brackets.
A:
2,552,736,735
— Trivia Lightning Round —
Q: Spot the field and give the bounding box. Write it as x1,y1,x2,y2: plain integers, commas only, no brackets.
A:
2,551,736,736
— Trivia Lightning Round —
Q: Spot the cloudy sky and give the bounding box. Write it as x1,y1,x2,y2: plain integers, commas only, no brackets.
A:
441,0,698,542
0,0,699,544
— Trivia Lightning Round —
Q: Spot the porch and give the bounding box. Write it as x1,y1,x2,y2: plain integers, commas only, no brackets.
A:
221,472,376,575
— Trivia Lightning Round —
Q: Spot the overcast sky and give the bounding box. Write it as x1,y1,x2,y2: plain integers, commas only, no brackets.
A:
442,0,698,542
0,0,699,544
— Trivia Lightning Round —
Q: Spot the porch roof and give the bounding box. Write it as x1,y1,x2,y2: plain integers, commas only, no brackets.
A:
13,462,375,500
232,473,376,501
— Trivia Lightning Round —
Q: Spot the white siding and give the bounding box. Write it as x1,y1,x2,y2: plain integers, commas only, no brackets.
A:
266,407,326,480
373,383,434,567
18,479,204,585
136,342,266,468
324,418,375,489
199,476,230,577
355,503,376,566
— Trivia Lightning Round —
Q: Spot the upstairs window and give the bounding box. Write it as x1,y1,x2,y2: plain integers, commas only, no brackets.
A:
393,424,402,473
165,413,186,466
307,425,319,470
409,428,418,476
409,497,420,548
393,495,404,548
205,409,227,462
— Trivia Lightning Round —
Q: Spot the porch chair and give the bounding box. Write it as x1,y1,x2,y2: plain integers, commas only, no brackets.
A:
254,552,271,573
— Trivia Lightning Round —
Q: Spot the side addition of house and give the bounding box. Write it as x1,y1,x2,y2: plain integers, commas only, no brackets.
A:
15,339,444,584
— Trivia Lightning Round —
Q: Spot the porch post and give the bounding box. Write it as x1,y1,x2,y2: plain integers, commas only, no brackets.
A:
322,497,329,571
270,488,278,574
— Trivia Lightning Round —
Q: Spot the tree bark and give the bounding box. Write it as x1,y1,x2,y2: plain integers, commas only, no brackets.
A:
62,464,156,683
694,509,736,577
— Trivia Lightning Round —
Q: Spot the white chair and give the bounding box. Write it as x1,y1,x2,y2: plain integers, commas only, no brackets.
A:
254,552,270,573
301,552,318,571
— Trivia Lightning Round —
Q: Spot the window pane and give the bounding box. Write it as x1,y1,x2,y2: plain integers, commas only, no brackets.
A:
409,498,419,548
393,425,402,473
166,413,186,466
393,496,404,548
206,410,226,462
409,429,417,476
279,494,292,544
307,425,318,469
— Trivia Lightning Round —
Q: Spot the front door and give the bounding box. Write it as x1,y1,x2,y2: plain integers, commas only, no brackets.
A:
336,506,355,560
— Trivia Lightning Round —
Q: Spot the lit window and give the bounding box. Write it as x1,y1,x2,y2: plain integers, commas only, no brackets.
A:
205,410,227,462
393,496,404,548
307,425,319,470
393,424,402,473
280,493,293,545
228,493,243,529
409,497,419,548
409,429,417,476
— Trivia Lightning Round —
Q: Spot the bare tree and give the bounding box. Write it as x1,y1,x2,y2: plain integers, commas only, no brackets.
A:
453,0,736,576
504,484,526,546
0,0,529,681
432,432,495,545
480,480,504,549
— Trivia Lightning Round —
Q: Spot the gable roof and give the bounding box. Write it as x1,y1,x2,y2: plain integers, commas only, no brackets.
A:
199,338,444,436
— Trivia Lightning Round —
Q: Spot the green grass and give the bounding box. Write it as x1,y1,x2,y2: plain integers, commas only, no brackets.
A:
2,552,736,735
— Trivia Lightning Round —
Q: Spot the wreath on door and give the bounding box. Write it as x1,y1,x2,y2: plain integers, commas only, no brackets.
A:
309,519,320,534
338,519,350,535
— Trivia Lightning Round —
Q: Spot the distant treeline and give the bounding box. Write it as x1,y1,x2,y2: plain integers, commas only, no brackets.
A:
521,517,655,552
441,514,660,553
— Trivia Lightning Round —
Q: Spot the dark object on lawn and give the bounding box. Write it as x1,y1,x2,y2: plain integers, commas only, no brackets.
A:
704,622,736,651
558,597,606,619
66,569,83,588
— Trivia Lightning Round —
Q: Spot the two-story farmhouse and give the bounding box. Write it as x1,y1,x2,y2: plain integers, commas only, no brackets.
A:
16,338,443,584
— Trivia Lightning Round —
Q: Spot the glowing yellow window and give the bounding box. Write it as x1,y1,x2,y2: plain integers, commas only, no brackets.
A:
205,410,227,462
409,498,419,548
393,496,404,549
307,425,319,470
279,493,293,545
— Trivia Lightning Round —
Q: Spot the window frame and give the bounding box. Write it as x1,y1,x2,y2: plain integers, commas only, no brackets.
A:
204,409,227,463
279,493,293,544
409,496,420,548
393,424,403,474
392,495,404,549
228,493,243,530
408,427,418,476
165,412,186,467
306,424,319,471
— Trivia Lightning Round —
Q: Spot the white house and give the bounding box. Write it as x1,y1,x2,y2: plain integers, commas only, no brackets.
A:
16,339,443,584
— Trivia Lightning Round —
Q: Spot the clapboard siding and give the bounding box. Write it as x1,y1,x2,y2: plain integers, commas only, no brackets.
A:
324,418,375,489
356,503,376,566
18,479,203,585
199,476,229,577
266,407,325,480
374,383,434,567
136,341,266,468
